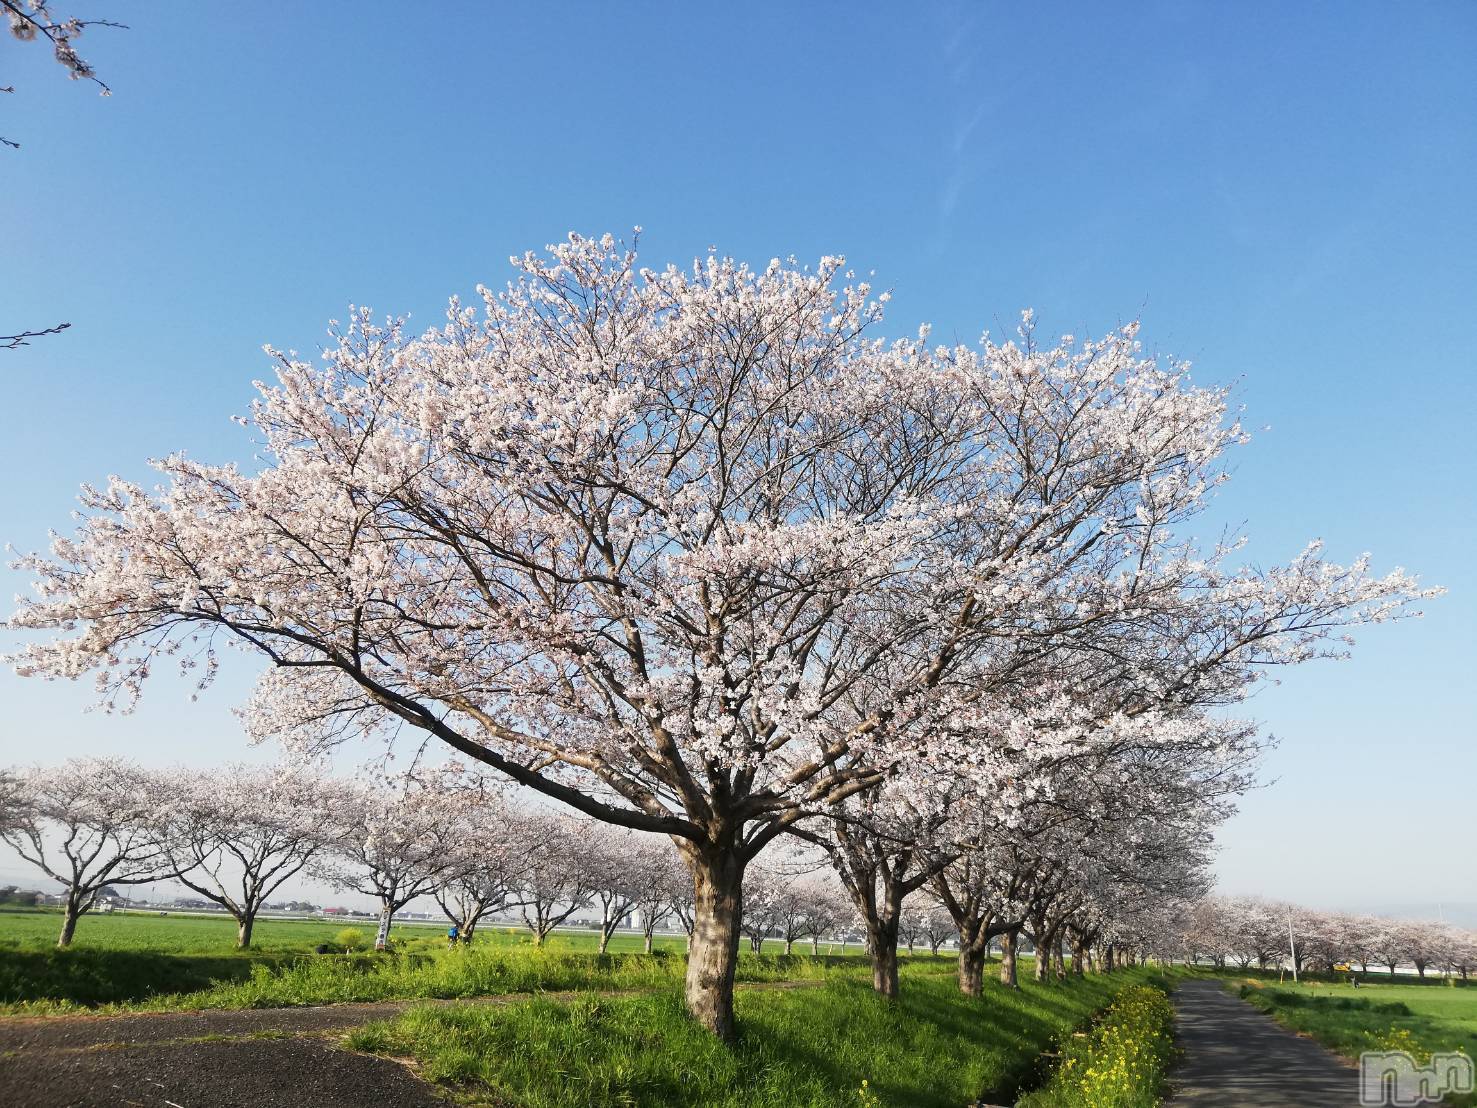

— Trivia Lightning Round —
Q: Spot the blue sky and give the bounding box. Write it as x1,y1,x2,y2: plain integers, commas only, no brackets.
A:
2,1,1473,913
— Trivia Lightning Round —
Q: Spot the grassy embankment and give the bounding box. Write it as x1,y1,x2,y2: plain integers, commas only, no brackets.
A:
346,965,1180,1108
1237,977,1476,1106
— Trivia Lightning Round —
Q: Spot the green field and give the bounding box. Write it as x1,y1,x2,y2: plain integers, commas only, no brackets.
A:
0,906,691,956
1238,976,1477,1105
0,906,885,1011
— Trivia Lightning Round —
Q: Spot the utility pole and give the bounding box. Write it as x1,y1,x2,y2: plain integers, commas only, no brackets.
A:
1288,912,1299,984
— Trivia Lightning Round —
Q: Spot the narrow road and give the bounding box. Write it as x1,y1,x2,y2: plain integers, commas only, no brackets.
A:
1167,978,1360,1106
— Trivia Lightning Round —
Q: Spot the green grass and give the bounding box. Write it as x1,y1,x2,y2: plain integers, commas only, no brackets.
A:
1238,978,1477,1058
148,945,853,1013
345,967,1172,1107
1238,978,1477,1107
0,906,919,1013
0,906,709,1010
0,906,690,956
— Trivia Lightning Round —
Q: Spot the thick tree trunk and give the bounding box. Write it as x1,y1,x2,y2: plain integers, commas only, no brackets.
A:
1071,938,1087,975
958,947,985,996
870,931,900,999
952,914,994,996
463,922,477,945
57,896,81,948
784,938,794,955
811,936,820,955
683,848,744,1043
237,913,255,949
643,932,654,954
866,914,902,999
999,930,1019,988
1033,935,1049,982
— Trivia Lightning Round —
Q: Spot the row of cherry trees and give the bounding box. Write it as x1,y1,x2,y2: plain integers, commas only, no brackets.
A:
1181,895,1477,980
4,235,1433,1038
0,751,1212,985
0,760,700,952
2,750,1225,983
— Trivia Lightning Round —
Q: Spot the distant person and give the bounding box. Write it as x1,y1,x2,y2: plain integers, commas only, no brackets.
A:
447,923,460,948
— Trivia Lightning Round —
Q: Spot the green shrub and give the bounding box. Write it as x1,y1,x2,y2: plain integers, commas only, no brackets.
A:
334,928,370,953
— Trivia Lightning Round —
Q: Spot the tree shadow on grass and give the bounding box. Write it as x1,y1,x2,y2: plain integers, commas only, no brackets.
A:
0,947,292,1006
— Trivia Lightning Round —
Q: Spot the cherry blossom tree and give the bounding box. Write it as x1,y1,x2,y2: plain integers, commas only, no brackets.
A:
1228,898,1297,971
158,763,342,948
897,903,927,955
801,883,853,955
920,905,955,956
739,862,785,954
773,875,839,956
1175,900,1476,983
0,758,174,946
0,768,19,830
316,776,464,950
5,234,1433,1038
736,854,839,955
1340,915,1384,976
667,873,696,952
821,773,958,995
629,843,687,953
516,812,598,946
584,823,671,955
431,786,532,945
1403,920,1441,979
1441,928,1476,981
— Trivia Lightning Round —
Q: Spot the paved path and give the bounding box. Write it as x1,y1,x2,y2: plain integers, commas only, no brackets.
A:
1166,978,1360,1106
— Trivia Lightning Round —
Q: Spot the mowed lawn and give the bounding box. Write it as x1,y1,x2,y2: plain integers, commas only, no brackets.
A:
1240,977,1477,1070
